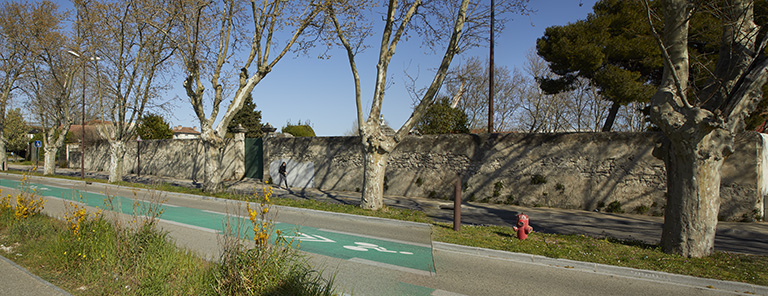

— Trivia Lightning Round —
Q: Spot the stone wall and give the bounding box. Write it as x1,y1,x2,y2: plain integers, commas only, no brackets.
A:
70,135,245,181
265,132,765,222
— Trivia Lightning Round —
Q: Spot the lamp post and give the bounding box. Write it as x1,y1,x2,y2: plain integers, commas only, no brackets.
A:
136,135,142,177
67,50,100,180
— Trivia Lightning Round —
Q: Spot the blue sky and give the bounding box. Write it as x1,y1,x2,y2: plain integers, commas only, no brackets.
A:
27,0,599,136
216,0,599,136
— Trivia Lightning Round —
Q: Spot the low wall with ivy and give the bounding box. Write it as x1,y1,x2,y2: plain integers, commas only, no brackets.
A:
265,132,764,222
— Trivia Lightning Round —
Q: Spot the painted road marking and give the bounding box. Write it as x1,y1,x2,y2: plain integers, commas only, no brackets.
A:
343,242,414,255
29,185,49,191
200,209,283,225
145,216,221,234
0,177,435,274
286,232,336,243
349,258,432,276
320,228,433,248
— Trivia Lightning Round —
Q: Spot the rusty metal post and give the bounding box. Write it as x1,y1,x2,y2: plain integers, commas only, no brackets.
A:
454,175,461,231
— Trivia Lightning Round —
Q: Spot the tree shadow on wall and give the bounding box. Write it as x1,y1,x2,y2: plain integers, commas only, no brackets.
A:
456,132,663,226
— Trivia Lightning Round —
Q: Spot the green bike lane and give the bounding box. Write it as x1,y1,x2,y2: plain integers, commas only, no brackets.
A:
0,177,444,295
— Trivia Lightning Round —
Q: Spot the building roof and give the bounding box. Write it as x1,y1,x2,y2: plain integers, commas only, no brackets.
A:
172,125,201,135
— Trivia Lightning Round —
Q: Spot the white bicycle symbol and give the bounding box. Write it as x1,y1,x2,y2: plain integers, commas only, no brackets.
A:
343,242,414,255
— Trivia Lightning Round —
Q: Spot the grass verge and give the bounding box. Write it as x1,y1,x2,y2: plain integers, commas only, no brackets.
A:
4,168,768,287
432,223,767,286
0,174,337,295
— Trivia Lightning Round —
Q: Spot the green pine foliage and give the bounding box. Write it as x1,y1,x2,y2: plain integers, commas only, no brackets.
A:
137,113,173,140
536,0,768,131
416,98,469,134
536,0,661,131
226,93,263,138
282,120,316,137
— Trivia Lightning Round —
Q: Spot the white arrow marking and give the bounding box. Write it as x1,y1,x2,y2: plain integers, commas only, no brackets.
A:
343,242,411,255
288,232,335,243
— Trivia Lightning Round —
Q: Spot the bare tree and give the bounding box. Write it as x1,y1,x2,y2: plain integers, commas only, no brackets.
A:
157,0,323,192
445,56,521,132
0,1,54,170
646,0,768,257
18,2,77,175
518,49,644,133
328,0,530,210
518,50,572,132
83,0,176,183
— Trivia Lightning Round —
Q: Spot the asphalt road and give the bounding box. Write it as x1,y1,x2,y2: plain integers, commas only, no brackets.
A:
1,173,765,295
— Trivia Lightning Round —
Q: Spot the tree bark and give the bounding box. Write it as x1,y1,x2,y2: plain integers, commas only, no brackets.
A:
202,132,224,193
359,118,397,210
0,132,6,171
361,148,389,210
42,130,69,176
646,0,768,257
656,133,724,257
601,101,620,132
43,146,58,175
107,140,126,183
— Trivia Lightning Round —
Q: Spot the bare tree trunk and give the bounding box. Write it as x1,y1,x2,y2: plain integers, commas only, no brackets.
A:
657,136,724,257
202,135,224,193
108,140,126,183
361,146,389,210
646,0,768,257
43,146,58,175
359,120,397,210
601,101,620,132
0,132,6,171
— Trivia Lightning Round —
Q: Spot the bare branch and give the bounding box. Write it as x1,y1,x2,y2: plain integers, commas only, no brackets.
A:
643,0,692,109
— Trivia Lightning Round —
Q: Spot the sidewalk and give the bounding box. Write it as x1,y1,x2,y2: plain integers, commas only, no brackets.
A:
0,255,71,296
8,164,768,256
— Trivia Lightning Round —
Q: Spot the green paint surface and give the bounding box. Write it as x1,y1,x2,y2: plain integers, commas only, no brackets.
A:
396,282,436,296
0,178,434,272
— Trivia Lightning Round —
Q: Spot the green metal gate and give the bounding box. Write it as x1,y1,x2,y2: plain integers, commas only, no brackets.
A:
245,138,263,179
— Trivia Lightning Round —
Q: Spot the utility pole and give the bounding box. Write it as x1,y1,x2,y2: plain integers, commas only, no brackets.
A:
488,0,495,134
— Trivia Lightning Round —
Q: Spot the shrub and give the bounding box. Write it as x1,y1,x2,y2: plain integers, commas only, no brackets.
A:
504,195,515,205
634,205,649,214
493,181,504,197
213,187,335,295
531,174,547,185
605,201,624,213
282,120,316,137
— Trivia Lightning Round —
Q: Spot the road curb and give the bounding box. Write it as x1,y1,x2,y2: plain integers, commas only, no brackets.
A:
272,204,433,228
433,242,767,295
5,171,766,295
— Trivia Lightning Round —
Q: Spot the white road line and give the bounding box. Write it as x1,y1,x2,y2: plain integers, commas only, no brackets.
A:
201,209,282,224
431,289,469,296
320,228,432,248
348,257,433,276
155,218,220,234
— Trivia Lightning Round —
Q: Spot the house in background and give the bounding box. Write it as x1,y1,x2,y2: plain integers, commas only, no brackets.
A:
172,125,201,139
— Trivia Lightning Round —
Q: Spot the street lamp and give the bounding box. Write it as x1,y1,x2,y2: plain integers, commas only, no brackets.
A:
67,50,100,180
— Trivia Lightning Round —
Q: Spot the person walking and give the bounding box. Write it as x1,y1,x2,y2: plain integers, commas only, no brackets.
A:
278,162,289,189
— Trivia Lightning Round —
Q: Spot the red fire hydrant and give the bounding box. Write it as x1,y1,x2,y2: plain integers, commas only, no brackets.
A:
512,213,533,240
